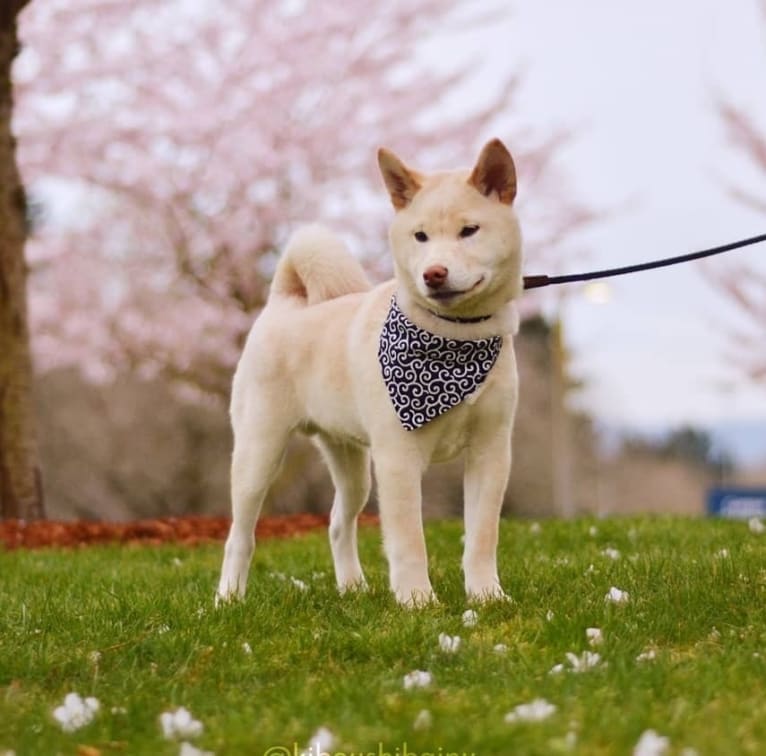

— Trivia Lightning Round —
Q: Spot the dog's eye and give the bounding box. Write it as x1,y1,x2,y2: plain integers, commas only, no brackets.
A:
459,225,479,238
414,231,429,243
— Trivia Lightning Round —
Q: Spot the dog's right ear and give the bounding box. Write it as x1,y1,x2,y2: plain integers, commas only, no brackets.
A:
377,148,421,210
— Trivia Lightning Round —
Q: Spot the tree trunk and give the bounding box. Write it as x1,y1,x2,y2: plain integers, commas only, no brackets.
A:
0,0,44,520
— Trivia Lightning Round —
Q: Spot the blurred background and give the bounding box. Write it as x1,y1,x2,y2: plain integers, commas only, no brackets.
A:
12,0,766,520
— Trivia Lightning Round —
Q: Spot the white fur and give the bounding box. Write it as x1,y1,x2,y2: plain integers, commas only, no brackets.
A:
217,140,523,607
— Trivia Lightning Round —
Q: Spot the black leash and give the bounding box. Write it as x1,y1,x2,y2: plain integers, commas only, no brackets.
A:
523,232,766,291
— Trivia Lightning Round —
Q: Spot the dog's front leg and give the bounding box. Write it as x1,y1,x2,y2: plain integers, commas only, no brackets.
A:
374,448,435,607
463,426,512,601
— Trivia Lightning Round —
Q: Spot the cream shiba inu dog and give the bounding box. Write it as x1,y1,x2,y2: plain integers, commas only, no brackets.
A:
217,139,522,606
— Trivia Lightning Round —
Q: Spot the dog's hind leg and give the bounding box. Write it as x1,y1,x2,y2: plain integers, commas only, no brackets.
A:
316,437,371,592
217,404,291,603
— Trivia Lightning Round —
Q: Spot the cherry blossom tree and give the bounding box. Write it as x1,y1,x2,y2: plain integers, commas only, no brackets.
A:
15,0,595,398
714,0,766,384
1,0,44,519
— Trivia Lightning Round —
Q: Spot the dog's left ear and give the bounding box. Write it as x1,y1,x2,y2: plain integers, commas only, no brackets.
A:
468,139,517,205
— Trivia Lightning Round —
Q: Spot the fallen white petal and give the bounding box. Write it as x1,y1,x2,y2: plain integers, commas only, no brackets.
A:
160,707,204,740
586,627,603,646
633,729,670,756
300,727,336,756
549,663,565,675
636,649,657,662
493,643,508,655
565,650,602,673
715,548,730,559
462,609,478,628
545,609,555,621
748,518,765,534
529,522,541,534
52,692,100,732
504,698,557,723
179,743,214,756
605,586,630,604
413,709,433,731
438,633,461,653
403,670,432,690
290,577,308,591
602,547,621,560
242,642,252,655
588,526,599,537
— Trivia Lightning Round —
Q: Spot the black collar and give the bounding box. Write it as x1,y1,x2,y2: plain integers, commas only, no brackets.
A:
427,309,493,324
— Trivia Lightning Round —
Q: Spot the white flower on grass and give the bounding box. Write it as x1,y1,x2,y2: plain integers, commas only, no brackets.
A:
436,630,460,653
636,649,657,663
160,707,204,740
290,577,308,591
493,643,508,655
172,557,183,567
530,522,541,535
565,650,602,673
601,547,621,560
111,706,128,715
584,564,596,575
551,650,602,675
545,609,555,622
52,692,100,732
462,609,478,628
504,698,557,724
605,586,630,604
633,729,669,756
586,627,603,647
748,518,765,534
715,548,730,559
413,709,433,731
299,727,336,756
242,642,252,655
87,650,102,665
403,670,432,690
588,526,599,537
179,743,214,756
438,633,461,653
157,624,171,635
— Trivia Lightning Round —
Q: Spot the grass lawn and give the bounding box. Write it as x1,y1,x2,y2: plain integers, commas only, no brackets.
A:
2,516,766,755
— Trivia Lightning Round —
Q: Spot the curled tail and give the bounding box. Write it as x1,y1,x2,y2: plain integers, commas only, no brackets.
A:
269,224,371,306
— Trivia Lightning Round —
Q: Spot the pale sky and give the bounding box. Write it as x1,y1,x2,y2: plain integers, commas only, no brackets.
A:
464,0,766,455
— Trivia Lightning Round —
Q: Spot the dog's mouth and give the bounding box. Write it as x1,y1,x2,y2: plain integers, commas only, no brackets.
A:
427,276,485,302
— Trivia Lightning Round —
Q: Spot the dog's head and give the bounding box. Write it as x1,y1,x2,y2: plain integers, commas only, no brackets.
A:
378,139,522,319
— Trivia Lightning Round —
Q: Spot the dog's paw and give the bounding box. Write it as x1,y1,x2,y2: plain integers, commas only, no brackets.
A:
337,577,369,595
214,584,245,608
395,586,439,608
466,583,511,604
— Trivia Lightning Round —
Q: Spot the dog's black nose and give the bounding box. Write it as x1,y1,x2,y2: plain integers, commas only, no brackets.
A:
423,265,448,289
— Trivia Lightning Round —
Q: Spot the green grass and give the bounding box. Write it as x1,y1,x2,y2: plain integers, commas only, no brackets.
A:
2,517,766,755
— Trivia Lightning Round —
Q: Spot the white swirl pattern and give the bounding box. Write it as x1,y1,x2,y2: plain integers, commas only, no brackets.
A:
378,297,503,431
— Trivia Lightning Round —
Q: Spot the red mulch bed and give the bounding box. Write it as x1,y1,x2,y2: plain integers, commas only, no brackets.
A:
0,513,379,550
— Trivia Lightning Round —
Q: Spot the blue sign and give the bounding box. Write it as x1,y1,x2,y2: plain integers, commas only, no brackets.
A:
707,487,766,518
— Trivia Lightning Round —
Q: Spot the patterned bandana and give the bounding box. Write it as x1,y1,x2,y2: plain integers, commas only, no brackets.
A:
378,297,503,431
